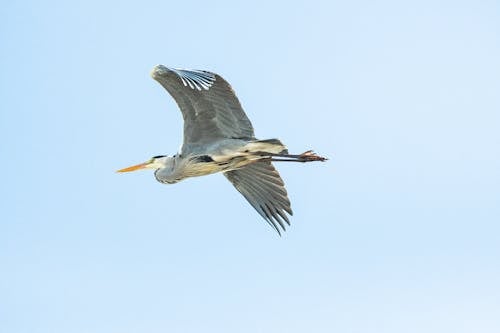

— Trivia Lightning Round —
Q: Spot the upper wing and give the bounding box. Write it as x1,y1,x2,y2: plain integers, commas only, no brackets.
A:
224,161,293,235
151,65,255,153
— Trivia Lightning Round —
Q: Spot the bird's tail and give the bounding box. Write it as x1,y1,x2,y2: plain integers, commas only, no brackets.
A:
239,139,327,163
244,139,288,155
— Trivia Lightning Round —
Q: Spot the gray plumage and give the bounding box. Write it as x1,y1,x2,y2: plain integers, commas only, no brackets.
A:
118,65,326,234
151,66,255,155
224,161,292,233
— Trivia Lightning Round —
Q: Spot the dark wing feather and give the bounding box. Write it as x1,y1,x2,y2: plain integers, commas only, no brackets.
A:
151,65,255,154
224,161,293,235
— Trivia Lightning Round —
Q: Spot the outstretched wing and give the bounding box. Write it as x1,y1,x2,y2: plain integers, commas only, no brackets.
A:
224,161,293,235
151,65,255,154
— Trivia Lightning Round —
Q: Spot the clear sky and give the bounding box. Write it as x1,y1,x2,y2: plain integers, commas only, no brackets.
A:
1,0,499,332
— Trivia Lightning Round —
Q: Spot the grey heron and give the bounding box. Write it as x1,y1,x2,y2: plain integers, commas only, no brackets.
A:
118,65,326,234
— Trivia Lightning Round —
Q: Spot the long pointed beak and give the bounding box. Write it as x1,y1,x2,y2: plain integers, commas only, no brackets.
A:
116,162,149,173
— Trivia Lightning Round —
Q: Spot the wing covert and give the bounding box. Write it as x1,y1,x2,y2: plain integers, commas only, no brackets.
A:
151,65,255,154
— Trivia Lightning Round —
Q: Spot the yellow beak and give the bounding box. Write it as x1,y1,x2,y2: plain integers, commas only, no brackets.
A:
116,162,149,173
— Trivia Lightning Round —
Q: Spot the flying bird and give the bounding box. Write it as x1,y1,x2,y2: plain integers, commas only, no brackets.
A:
118,65,326,234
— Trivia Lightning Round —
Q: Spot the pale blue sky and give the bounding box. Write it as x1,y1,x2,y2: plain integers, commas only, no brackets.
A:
1,1,499,332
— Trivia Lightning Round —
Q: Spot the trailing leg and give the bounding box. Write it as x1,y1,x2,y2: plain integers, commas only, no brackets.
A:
260,150,327,163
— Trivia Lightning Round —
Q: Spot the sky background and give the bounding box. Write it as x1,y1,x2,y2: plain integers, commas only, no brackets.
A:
1,0,499,332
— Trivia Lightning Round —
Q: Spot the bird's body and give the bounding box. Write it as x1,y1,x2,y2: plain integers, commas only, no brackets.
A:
118,65,326,234
153,138,287,184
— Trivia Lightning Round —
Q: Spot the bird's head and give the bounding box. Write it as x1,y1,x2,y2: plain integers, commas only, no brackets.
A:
116,155,172,173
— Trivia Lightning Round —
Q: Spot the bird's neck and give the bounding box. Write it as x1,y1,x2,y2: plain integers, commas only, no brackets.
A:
153,156,180,184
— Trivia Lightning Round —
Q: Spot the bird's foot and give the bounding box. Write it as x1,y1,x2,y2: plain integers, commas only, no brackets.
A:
265,150,328,163
298,150,328,162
